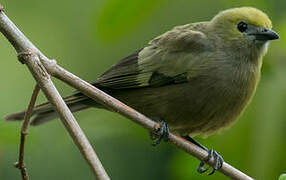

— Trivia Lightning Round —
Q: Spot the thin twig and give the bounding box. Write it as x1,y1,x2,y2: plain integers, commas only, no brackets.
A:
0,8,110,180
14,84,40,180
0,6,253,180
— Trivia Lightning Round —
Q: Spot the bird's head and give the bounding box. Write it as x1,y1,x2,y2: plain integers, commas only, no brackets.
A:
210,7,279,51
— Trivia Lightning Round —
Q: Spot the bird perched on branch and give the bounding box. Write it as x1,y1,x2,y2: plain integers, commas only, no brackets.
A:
5,7,279,175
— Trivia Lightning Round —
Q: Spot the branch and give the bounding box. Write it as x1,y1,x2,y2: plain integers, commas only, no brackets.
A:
0,8,110,180
14,84,40,180
0,6,253,180
51,62,253,180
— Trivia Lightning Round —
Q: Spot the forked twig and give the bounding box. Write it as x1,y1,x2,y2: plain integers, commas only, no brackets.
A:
0,7,110,180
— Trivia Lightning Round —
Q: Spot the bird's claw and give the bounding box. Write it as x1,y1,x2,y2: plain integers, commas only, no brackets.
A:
149,119,170,146
197,149,224,175
197,161,209,173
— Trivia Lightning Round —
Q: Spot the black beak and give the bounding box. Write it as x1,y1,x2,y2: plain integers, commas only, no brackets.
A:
247,26,279,41
255,28,279,40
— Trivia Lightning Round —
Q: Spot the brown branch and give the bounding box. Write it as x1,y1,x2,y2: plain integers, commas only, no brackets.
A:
0,8,110,180
14,84,40,180
0,5,253,180
51,61,252,180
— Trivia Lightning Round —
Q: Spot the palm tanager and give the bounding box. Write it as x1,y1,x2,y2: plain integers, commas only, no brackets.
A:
5,7,279,174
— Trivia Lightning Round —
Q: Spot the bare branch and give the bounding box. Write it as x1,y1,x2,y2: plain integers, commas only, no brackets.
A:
0,8,109,180
51,60,253,180
0,6,253,180
14,84,40,180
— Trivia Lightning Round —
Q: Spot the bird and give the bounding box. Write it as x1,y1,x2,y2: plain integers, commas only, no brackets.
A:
5,7,279,174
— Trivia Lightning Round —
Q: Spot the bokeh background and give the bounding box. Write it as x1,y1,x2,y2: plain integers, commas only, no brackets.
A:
0,0,285,179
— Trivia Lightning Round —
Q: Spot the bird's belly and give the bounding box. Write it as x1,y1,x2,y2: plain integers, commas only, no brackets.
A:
113,78,257,137
167,80,257,137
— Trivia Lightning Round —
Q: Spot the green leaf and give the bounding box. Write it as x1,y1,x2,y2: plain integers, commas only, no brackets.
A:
94,0,166,41
279,174,286,180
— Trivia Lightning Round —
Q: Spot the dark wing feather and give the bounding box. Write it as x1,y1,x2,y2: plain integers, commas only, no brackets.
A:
93,49,142,89
93,48,188,90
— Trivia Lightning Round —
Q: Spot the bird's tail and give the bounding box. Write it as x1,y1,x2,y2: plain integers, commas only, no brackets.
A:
4,94,91,126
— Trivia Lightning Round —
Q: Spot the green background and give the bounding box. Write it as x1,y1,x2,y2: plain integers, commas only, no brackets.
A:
0,0,286,179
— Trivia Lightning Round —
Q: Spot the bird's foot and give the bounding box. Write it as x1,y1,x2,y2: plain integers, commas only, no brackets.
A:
197,149,224,175
183,136,224,175
149,118,170,146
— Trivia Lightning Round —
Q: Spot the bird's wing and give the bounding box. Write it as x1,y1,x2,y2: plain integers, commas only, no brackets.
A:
94,22,210,90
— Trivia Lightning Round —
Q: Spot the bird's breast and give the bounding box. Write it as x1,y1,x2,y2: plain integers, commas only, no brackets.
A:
173,61,261,136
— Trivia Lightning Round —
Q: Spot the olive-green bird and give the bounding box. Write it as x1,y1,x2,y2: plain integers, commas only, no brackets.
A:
5,7,279,174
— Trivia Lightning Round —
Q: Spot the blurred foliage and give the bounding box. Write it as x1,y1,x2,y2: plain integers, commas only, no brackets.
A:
95,0,166,41
280,174,286,180
0,0,286,180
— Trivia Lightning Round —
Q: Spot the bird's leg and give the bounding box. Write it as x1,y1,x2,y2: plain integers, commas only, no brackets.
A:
149,117,170,146
183,136,224,175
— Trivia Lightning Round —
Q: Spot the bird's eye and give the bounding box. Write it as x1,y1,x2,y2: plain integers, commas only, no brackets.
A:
237,22,248,32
